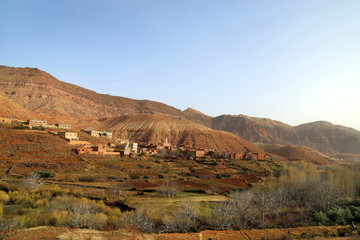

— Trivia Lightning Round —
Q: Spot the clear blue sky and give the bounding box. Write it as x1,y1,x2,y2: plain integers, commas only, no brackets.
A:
1,0,360,130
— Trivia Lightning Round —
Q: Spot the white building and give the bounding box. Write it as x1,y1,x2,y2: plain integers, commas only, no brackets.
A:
59,132,79,140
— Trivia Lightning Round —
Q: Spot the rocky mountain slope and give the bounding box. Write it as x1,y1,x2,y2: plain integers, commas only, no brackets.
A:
0,66,185,125
255,143,341,165
211,115,360,155
0,94,40,121
1,65,360,156
99,114,259,153
211,115,299,144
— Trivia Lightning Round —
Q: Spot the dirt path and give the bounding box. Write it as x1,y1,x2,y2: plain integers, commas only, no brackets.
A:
0,225,358,240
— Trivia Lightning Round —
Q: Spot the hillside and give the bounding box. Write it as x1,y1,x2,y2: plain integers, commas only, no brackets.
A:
255,143,341,165
0,94,40,121
211,115,360,155
1,65,360,156
211,115,298,144
0,66,185,125
99,114,259,153
295,121,360,154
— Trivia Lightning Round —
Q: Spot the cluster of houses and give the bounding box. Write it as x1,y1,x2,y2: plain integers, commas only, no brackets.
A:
73,137,267,160
1,116,267,161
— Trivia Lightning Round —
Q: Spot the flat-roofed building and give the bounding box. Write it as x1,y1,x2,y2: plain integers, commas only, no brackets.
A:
56,123,71,129
59,132,79,140
0,117,17,124
27,119,47,126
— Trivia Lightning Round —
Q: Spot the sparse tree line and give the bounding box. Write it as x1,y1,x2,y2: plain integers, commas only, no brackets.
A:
1,161,360,234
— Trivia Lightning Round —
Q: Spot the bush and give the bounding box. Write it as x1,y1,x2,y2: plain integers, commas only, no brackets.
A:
130,175,140,180
184,189,206,194
13,124,30,130
313,211,329,225
338,227,353,237
0,203,3,218
0,191,10,204
327,207,348,224
8,191,33,204
0,181,10,192
158,174,164,179
78,177,95,182
33,198,49,208
32,126,45,131
37,171,54,178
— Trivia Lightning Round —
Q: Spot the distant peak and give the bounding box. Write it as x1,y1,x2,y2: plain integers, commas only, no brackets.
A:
183,107,202,114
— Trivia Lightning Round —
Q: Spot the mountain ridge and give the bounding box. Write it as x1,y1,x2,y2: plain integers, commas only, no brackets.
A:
1,65,360,156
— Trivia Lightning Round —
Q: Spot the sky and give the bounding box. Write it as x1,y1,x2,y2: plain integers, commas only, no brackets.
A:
1,0,360,130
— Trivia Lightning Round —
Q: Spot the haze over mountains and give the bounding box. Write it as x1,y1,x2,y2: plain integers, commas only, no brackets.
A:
1,65,360,158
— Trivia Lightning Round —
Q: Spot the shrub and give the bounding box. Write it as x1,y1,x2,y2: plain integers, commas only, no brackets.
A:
158,174,164,179
13,124,30,130
32,126,45,131
79,177,95,182
37,171,54,178
130,175,140,180
184,189,206,194
0,191,10,204
0,181,10,192
313,211,330,225
338,227,353,237
40,191,53,199
33,198,49,208
327,207,347,224
8,191,33,204
0,203,3,218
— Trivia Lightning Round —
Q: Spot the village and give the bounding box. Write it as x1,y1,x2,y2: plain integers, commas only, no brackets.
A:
0,116,268,161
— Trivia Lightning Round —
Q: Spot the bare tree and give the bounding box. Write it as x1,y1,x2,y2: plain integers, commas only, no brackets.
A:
159,181,178,198
23,171,44,193
117,211,155,233
207,202,236,229
163,200,198,232
108,183,129,203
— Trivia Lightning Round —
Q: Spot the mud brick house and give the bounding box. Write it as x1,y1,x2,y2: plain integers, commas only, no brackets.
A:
81,129,100,137
99,131,113,138
27,119,47,126
253,152,265,160
0,117,17,124
58,132,79,140
182,149,206,158
119,149,130,157
76,146,92,155
56,123,71,129
81,129,113,138
91,145,107,153
230,152,244,159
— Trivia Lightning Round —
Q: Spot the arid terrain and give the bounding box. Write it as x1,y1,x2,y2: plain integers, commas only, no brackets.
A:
1,66,360,158
1,65,360,239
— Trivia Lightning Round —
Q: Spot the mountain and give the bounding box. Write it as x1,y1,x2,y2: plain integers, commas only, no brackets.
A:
98,114,259,153
255,143,341,165
0,66,185,125
211,115,299,144
0,94,40,120
1,65,360,156
182,108,212,127
210,115,360,155
295,121,360,154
